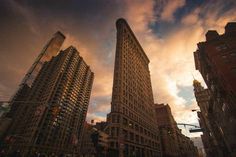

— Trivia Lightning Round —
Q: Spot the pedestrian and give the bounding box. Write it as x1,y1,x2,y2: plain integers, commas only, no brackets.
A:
39,153,46,157
0,149,6,157
16,150,22,157
50,153,57,157
10,150,17,157
10,150,22,157
31,151,39,157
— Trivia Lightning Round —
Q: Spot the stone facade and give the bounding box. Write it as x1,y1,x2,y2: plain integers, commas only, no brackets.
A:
194,22,236,156
155,103,198,157
106,18,161,157
193,80,223,157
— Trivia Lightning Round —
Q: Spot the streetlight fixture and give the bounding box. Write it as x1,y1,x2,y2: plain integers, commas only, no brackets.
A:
191,109,200,112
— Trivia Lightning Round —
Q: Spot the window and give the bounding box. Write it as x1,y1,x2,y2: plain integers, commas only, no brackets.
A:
230,52,236,56
231,67,236,76
130,132,134,140
141,136,144,144
112,115,116,123
135,135,139,143
117,128,120,136
140,127,143,133
111,127,115,137
123,117,128,126
129,121,134,129
135,124,139,131
222,55,227,59
123,129,128,138
216,44,228,51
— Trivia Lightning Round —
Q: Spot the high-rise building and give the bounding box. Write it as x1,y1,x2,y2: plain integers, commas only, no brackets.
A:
8,32,65,118
194,22,236,156
4,43,94,155
154,103,198,157
106,18,161,157
20,31,65,88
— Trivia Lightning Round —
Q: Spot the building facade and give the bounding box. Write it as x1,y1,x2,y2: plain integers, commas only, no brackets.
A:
176,133,198,157
80,122,109,157
7,31,65,120
106,18,161,157
94,121,108,132
80,122,98,157
155,103,198,157
2,38,94,156
193,80,223,157
20,31,65,88
190,137,206,157
155,104,179,157
194,22,236,156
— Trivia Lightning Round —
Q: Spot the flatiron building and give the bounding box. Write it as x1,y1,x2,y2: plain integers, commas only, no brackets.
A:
106,18,161,157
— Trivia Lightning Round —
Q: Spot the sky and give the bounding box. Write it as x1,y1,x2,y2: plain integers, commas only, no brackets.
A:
1,0,236,137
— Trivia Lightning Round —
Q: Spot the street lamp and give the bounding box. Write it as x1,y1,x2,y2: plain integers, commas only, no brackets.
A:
191,109,200,112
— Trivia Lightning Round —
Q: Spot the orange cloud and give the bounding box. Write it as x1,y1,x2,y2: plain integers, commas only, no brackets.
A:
80,0,236,128
1,0,236,137
160,0,186,22
119,0,236,133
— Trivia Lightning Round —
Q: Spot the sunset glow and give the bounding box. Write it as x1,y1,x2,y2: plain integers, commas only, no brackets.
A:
1,0,236,138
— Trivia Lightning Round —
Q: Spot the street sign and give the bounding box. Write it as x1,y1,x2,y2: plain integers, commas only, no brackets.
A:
189,128,204,133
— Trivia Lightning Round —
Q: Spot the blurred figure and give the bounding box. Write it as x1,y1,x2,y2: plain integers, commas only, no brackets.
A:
0,149,6,157
58,153,64,157
50,153,57,157
39,153,47,157
10,150,22,157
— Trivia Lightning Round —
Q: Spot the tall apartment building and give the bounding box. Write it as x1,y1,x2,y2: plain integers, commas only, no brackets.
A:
155,103,198,157
106,18,161,157
193,80,223,157
194,22,236,156
21,31,65,88
3,38,94,155
8,32,65,118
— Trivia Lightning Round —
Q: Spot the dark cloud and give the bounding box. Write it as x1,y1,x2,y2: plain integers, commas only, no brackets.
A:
1,0,236,132
0,0,125,99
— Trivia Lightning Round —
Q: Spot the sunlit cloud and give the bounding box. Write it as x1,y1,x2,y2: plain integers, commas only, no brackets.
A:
121,0,236,136
1,0,236,137
86,113,106,123
159,0,186,22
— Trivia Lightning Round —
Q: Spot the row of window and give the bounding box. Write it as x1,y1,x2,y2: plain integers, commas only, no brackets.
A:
110,126,159,148
110,114,157,139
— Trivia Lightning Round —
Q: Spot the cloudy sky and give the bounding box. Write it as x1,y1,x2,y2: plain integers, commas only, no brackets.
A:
1,0,236,137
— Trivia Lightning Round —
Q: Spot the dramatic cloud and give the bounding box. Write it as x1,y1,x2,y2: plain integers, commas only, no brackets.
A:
1,0,236,137
120,0,236,136
159,0,186,22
